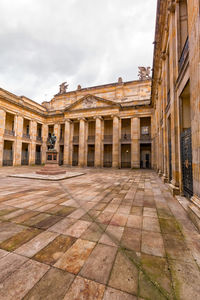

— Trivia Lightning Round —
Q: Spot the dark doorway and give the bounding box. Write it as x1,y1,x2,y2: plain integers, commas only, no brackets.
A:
104,144,112,167
140,144,151,169
3,140,13,166
59,145,64,165
35,145,41,165
72,145,79,166
121,144,131,168
87,145,95,167
21,143,29,165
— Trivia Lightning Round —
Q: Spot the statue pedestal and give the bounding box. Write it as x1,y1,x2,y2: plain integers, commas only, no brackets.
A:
36,150,66,175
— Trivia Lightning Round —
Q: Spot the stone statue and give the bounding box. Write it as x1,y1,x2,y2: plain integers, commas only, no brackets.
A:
138,67,151,80
59,82,68,94
48,133,57,150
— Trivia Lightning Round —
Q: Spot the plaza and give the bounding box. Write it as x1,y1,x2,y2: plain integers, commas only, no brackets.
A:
0,167,199,299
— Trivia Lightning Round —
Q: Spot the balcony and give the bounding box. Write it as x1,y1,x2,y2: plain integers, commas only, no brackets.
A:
87,135,95,144
179,37,189,71
104,135,113,144
73,136,79,144
121,133,131,143
4,129,15,136
23,133,30,139
36,136,43,143
140,134,152,143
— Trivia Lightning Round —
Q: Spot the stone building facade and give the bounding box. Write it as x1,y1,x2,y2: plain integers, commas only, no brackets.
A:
151,0,200,229
0,78,152,170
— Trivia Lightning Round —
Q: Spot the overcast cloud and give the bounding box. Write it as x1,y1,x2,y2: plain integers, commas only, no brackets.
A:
0,0,157,103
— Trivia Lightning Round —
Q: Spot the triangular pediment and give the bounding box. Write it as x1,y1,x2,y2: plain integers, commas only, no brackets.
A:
65,94,119,111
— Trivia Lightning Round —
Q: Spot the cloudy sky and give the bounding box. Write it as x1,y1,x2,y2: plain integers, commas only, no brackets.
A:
0,0,157,103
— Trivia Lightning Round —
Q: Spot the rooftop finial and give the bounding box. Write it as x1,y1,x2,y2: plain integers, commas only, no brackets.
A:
138,67,151,80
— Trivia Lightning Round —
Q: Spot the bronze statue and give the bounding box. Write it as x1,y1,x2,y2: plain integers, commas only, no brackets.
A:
59,82,68,94
48,133,57,150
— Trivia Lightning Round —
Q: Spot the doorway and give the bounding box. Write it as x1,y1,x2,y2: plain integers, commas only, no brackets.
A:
87,145,95,167
121,144,131,168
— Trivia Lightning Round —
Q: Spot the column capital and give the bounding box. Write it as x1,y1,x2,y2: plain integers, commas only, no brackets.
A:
64,118,72,123
93,116,103,120
111,114,120,119
78,117,87,122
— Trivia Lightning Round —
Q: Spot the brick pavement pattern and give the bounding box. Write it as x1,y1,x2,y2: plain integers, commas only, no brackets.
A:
0,167,199,300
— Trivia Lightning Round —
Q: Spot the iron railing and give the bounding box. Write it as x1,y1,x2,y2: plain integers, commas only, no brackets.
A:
36,136,42,142
23,133,30,139
87,135,95,143
121,134,131,143
73,136,79,144
4,129,15,136
104,135,113,143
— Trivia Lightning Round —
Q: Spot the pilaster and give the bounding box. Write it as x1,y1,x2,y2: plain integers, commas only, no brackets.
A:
54,123,61,153
41,124,48,164
0,109,6,166
112,115,119,168
79,118,87,167
131,117,140,168
94,116,103,167
64,119,72,166
13,115,23,166
29,120,37,165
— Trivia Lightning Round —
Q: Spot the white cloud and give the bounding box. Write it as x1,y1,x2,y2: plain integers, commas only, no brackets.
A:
0,0,157,103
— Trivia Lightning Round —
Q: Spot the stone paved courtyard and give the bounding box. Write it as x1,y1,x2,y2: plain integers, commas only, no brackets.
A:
0,167,199,300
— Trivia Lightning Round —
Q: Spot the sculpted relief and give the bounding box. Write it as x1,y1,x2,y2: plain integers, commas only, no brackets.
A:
82,96,97,108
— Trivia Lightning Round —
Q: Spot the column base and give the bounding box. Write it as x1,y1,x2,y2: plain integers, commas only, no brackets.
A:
188,195,200,232
167,183,180,196
161,174,168,183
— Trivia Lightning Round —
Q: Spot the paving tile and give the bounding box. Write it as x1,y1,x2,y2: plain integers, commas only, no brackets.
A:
141,231,165,257
33,234,76,265
97,211,114,225
130,206,143,216
0,227,42,251
99,225,124,247
121,227,141,252
0,207,18,217
54,239,96,274
23,267,74,300
142,216,160,232
34,215,62,229
48,217,76,234
0,221,26,243
109,250,138,295
35,203,56,212
80,244,117,284
64,220,91,238
15,231,58,257
126,215,142,229
159,217,183,236
109,213,128,226
139,254,173,300
0,252,28,282
0,249,9,259
68,208,85,219
23,213,51,227
0,259,49,300
47,205,76,217
11,210,39,223
169,259,200,300
63,276,105,300
143,207,157,217
0,209,26,220
163,233,194,262
103,287,137,300
81,209,101,221
81,222,105,242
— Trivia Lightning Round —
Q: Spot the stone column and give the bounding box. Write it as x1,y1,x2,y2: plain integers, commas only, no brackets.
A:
69,121,74,165
64,119,71,166
13,115,23,166
54,123,60,153
112,115,120,168
131,117,140,168
41,124,48,164
29,120,37,165
79,118,87,167
0,109,6,166
94,116,103,167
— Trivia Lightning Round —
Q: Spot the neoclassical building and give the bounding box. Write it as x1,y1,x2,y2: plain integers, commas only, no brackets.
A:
151,0,200,229
0,77,152,170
